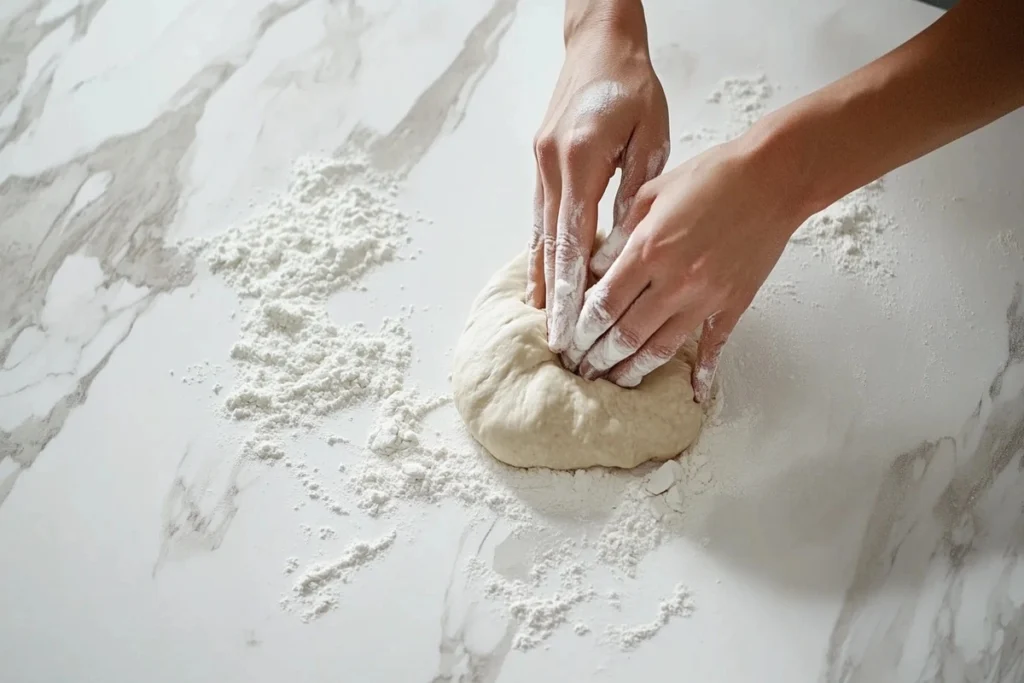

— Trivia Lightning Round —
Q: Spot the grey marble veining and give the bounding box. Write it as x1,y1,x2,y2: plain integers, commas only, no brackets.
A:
153,444,244,576
431,522,516,683
0,0,322,505
824,284,1024,682
0,1,108,124
361,0,517,178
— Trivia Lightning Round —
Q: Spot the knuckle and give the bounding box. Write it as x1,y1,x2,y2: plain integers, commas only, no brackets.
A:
634,183,657,208
543,234,557,259
613,326,643,352
555,231,582,259
646,341,677,361
561,133,592,165
533,133,558,167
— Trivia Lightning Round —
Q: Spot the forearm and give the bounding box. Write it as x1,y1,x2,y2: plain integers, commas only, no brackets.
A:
754,0,1024,219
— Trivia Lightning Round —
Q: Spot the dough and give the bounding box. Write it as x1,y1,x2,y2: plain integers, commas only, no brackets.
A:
452,252,703,470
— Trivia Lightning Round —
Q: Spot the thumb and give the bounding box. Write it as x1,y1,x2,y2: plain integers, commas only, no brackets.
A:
591,133,669,277
693,309,739,403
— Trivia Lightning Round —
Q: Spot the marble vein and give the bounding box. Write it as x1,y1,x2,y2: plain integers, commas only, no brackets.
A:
347,0,518,178
432,521,516,683
823,283,1024,682
153,444,244,576
0,0,320,508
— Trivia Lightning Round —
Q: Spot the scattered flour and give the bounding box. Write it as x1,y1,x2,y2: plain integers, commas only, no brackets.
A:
466,555,596,651
178,359,225,387
706,74,775,136
992,229,1024,267
283,530,397,622
791,180,899,281
679,74,774,145
187,150,417,465
604,583,695,651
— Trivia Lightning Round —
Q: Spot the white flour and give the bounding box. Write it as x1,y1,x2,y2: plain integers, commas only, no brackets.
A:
791,179,899,281
282,530,397,622
604,583,695,651
679,74,774,144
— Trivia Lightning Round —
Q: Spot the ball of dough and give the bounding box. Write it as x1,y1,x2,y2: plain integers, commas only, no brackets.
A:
452,252,703,470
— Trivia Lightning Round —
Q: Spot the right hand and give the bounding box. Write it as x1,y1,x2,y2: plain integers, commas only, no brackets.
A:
528,0,670,356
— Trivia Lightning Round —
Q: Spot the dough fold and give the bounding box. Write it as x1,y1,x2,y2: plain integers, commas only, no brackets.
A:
452,253,703,470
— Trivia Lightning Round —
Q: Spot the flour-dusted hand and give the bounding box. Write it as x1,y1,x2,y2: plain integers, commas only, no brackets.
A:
565,136,813,403
528,0,669,354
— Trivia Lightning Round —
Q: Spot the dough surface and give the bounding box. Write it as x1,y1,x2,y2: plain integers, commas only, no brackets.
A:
452,253,703,470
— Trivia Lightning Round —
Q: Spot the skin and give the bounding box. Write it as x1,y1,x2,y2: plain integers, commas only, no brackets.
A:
529,0,1024,403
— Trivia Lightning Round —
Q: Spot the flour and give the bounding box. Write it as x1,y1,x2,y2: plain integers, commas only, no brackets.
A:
605,583,695,651
188,151,416,443
706,74,774,136
992,229,1024,267
178,359,224,386
680,74,775,146
791,180,899,281
574,80,627,119
283,530,397,622
465,555,596,651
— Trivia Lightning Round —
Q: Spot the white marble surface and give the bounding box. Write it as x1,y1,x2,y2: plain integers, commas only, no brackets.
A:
1,0,1023,681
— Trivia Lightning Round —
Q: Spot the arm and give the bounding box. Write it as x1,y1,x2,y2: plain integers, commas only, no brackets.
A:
764,0,1024,218
568,0,1024,401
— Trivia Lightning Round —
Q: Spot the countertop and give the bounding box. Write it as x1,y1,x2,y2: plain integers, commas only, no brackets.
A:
1,0,1022,681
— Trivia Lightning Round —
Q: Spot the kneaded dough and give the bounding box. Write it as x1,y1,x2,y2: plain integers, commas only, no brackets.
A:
452,252,703,470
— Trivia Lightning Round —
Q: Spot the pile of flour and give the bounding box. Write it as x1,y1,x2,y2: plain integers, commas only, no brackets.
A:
187,153,418,470
791,180,899,281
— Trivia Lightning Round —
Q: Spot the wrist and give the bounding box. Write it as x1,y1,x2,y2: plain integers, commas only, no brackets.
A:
564,0,647,50
729,113,823,236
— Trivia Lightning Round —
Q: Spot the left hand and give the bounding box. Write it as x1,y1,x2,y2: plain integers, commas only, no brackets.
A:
562,135,810,402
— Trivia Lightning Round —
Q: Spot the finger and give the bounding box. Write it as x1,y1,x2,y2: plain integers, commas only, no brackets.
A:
562,244,649,371
548,137,613,353
580,275,710,381
548,184,598,352
526,171,545,307
693,308,741,403
578,283,674,380
592,133,670,278
534,133,561,314
606,312,692,388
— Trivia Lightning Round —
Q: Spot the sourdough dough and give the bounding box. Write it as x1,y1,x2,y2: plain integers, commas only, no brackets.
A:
452,252,703,470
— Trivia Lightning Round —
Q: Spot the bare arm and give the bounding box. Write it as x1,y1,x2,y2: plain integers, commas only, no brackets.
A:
761,0,1024,218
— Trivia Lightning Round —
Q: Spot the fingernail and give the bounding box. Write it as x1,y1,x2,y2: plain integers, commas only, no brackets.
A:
616,375,640,388
581,363,601,381
615,368,643,388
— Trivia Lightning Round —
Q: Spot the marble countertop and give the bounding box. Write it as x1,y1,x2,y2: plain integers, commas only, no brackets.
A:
1,0,1022,681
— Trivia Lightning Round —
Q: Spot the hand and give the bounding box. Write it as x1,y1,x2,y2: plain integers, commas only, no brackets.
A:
563,135,812,402
528,0,670,355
